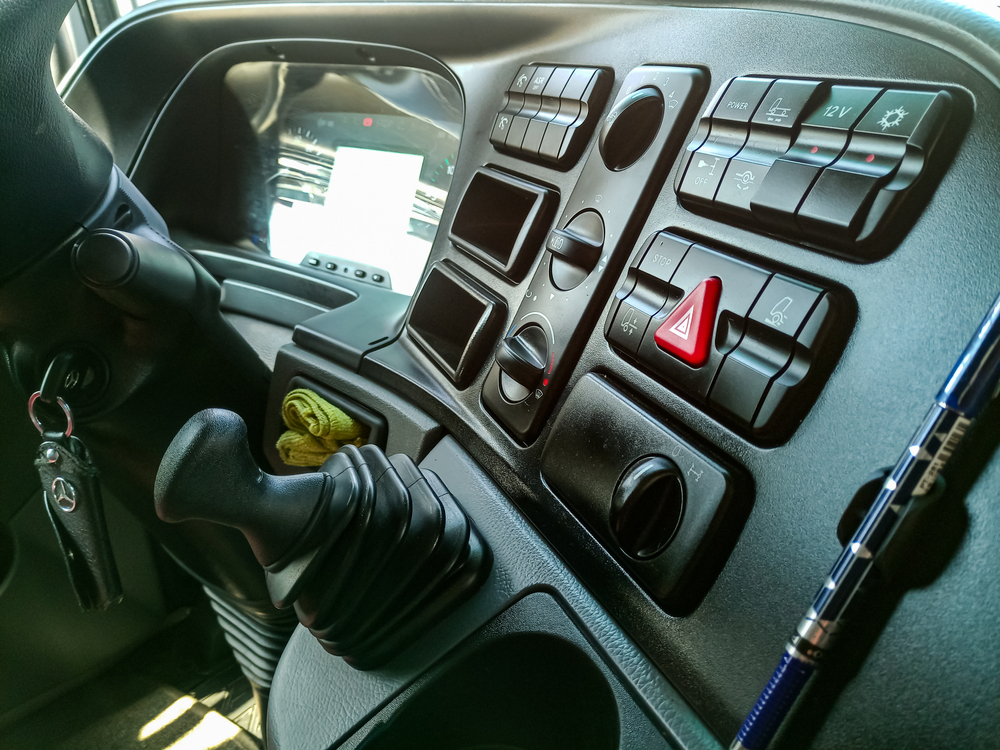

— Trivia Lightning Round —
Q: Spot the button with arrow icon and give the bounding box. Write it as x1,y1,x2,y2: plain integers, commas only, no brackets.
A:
678,149,730,203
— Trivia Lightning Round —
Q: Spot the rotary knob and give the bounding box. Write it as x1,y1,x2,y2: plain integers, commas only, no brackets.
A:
495,325,549,402
546,210,605,291
598,86,665,171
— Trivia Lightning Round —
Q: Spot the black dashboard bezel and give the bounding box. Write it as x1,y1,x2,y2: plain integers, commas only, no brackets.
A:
63,3,1000,749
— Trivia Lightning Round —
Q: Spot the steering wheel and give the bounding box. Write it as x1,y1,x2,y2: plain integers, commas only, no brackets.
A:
0,0,274,608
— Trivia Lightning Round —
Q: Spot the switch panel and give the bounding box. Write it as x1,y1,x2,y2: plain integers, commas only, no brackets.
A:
606,231,852,444
674,77,962,261
483,66,708,444
491,65,613,168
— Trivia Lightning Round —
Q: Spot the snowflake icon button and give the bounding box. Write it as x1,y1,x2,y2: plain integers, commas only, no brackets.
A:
855,89,944,140
878,106,908,131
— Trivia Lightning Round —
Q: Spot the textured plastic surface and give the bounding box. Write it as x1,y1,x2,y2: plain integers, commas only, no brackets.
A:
340,594,667,749
541,374,749,613
62,2,1000,749
268,437,718,750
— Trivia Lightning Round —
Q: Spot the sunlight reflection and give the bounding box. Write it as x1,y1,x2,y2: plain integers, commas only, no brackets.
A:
162,711,241,750
138,696,196,740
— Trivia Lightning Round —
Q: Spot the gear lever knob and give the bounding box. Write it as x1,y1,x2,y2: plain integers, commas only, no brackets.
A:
154,408,326,567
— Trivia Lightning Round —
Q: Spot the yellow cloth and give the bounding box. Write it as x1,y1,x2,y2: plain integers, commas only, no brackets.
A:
276,388,368,467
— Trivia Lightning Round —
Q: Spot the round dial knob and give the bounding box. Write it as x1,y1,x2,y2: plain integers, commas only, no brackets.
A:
610,456,685,559
599,86,664,172
547,210,605,291
495,325,549,402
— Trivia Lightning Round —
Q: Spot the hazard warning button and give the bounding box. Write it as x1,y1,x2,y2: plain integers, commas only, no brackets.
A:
653,277,721,367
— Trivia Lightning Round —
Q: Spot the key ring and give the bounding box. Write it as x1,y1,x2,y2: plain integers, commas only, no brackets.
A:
28,391,74,437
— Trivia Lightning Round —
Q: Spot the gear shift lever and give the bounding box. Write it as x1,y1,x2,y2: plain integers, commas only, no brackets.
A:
155,409,491,669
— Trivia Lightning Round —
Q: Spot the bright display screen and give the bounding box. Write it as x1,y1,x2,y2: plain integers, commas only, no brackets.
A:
224,63,462,295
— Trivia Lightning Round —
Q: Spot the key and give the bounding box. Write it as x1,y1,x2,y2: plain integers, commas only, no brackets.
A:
29,359,122,611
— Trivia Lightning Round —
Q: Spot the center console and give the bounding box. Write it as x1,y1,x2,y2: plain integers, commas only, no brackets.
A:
89,1,997,747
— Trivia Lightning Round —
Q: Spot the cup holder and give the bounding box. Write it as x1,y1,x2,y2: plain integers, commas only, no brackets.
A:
347,594,670,750
359,632,618,750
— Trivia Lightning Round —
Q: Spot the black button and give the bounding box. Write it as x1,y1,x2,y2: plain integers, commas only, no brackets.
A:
539,96,583,163
355,269,367,279
521,119,547,157
748,275,822,337
560,68,596,102
504,115,533,150
711,77,773,124
610,456,685,560
546,225,602,269
527,66,555,96
854,89,943,139
599,87,664,171
751,79,822,129
783,125,850,168
709,328,793,427
539,123,570,162
715,158,771,215
802,85,882,130
836,133,908,177
608,300,652,356
306,257,320,266
325,261,338,271
797,168,881,237
751,159,822,231
541,67,573,99
509,66,536,94
753,294,834,439
549,96,582,128
678,150,730,203
490,111,516,147
372,274,384,283
636,233,691,284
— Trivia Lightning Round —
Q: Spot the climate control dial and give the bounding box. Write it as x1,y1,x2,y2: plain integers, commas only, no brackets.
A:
495,325,549,402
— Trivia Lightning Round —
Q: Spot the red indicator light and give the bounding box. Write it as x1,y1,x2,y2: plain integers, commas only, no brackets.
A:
543,379,549,387
810,146,819,154
363,117,373,127
865,153,875,163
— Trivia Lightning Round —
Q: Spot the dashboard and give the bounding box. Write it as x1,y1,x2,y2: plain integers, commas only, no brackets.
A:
63,2,1000,749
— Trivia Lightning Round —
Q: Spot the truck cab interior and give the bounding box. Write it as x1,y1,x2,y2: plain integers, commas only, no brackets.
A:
1,0,998,748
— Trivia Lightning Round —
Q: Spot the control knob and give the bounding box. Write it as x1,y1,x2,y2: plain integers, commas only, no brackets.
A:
495,325,549,402
599,86,665,171
546,210,605,291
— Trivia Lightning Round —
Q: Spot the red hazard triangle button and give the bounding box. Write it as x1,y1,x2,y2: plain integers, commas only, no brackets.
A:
654,277,721,367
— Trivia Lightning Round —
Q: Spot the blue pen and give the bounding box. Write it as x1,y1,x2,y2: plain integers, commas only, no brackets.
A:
733,291,1000,750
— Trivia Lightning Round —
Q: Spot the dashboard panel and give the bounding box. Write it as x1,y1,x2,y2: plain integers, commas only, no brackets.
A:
65,2,1000,749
